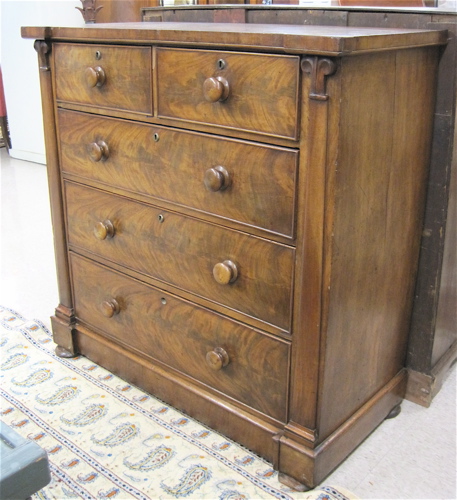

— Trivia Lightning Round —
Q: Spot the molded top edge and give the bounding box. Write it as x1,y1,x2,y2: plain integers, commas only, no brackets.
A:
21,22,448,56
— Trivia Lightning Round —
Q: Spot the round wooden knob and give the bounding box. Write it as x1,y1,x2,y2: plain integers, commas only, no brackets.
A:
85,66,106,88
89,141,109,162
206,347,230,371
203,76,230,103
204,166,231,192
213,260,238,285
101,299,120,318
94,220,115,240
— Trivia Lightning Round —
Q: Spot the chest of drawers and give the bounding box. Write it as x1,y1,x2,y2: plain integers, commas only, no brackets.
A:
23,22,446,489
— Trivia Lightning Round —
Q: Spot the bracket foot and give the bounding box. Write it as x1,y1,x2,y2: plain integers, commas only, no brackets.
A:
55,345,77,358
385,404,402,420
278,472,310,492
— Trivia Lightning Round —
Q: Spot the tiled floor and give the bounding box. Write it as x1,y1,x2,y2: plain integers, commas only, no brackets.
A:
1,148,456,499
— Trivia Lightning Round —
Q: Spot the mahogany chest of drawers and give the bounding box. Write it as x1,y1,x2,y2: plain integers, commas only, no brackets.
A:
23,22,446,489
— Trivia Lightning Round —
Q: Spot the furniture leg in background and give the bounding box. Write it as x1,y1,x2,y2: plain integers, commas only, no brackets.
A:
0,66,12,151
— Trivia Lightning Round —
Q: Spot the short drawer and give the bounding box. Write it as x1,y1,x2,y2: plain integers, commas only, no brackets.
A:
65,182,294,332
156,48,300,139
54,43,153,115
58,109,298,238
71,254,290,422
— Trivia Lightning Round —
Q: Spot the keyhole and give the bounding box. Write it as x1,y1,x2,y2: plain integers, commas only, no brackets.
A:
158,214,164,223
217,59,226,70
95,50,102,60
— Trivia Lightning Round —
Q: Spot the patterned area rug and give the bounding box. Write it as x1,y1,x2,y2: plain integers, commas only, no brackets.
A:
0,306,357,500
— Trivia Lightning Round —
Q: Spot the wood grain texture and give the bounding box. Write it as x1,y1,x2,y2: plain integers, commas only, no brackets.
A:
65,181,295,331
408,115,456,367
156,48,299,139
54,43,153,115
317,47,439,440
433,108,457,366
140,5,457,408
57,109,298,239
33,43,73,312
71,254,290,421
288,59,336,432
34,41,76,355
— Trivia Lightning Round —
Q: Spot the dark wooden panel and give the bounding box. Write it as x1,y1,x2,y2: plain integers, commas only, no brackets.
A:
407,112,455,372
161,9,217,23
65,182,295,331
427,20,456,116
247,9,348,26
347,10,431,29
214,8,247,23
433,115,457,366
408,16,456,374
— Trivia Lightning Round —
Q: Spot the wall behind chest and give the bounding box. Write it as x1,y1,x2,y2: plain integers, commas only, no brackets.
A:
0,1,82,163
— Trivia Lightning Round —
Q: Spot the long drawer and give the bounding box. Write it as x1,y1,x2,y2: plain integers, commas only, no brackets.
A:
58,109,298,239
71,254,290,422
65,182,294,331
156,48,300,139
54,43,153,115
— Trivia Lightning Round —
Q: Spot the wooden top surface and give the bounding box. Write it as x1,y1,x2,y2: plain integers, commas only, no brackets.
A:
21,22,447,55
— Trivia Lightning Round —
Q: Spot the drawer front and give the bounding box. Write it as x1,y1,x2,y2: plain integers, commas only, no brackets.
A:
71,254,290,422
65,182,294,331
156,48,300,139
58,110,298,238
54,43,153,115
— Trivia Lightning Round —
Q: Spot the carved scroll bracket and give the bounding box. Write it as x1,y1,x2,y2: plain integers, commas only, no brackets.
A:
34,40,51,72
301,56,337,101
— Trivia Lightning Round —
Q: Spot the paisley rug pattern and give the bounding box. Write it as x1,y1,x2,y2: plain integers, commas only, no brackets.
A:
0,306,357,500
